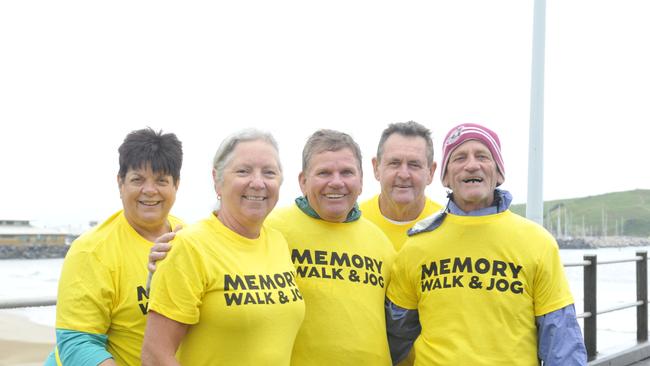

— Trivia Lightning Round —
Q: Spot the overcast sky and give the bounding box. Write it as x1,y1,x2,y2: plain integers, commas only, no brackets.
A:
1,1,648,228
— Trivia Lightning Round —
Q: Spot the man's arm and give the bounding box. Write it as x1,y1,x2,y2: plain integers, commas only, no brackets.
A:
536,304,587,366
385,298,421,365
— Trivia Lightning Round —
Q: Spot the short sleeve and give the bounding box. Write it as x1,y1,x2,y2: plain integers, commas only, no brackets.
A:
533,240,574,316
148,235,207,325
386,247,419,310
56,248,114,333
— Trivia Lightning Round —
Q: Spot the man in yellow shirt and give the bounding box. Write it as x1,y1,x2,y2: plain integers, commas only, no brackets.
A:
267,129,395,365
386,123,587,365
360,121,442,252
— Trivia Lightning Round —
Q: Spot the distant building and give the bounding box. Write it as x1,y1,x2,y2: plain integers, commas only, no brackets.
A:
0,219,70,246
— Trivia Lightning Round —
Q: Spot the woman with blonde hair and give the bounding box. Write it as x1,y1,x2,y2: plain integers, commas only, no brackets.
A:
142,130,304,366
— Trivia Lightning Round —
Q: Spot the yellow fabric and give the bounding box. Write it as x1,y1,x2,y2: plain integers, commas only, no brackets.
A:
266,205,395,366
148,214,305,366
55,210,183,366
387,210,574,366
54,347,61,365
359,194,442,251
359,194,441,366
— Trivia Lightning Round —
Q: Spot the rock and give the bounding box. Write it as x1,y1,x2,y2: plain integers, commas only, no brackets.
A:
557,236,650,249
0,244,69,259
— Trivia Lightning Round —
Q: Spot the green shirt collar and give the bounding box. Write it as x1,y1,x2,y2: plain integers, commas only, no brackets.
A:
294,196,361,223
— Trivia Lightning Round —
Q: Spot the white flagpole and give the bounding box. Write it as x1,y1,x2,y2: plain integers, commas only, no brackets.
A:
527,0,546,225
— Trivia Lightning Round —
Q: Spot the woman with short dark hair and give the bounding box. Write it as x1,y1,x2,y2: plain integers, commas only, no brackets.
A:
44,127,184,366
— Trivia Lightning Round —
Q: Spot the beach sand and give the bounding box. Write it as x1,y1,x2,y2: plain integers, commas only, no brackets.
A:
0,311,54,366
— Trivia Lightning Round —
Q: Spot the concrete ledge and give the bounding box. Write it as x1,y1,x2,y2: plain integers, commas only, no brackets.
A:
589,342,650,366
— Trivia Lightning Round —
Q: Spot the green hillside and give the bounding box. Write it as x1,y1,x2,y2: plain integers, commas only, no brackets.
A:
511,189,650,237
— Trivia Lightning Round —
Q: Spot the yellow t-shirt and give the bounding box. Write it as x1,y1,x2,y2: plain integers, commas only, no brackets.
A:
359,194,442,252
387,210,574,366
266,205,396,366
148,214,305,366
55,210,183,366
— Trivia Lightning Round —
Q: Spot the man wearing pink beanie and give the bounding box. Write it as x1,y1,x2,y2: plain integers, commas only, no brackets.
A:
385,123,587,365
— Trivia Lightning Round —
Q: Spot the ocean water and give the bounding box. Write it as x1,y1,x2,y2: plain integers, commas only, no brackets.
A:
0,258,61,326
1,246,649,356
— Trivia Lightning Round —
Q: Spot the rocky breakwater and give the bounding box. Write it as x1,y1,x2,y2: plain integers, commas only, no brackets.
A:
0,244,69,259
557,236,650,249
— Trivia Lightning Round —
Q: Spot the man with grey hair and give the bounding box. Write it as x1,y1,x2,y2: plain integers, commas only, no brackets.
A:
386,123,586,365
360,121,442,252
266,129,395,365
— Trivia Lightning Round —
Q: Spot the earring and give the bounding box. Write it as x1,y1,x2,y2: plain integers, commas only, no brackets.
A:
217,194,221,200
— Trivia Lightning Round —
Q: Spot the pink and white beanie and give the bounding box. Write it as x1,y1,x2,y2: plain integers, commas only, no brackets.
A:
440,123,505,186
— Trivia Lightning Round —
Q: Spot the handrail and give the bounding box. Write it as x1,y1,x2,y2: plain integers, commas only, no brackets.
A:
565,260,592,267
0,296,56,309
570,251,649,363
566,256,644,268
597,257,644,265
597,300,644,316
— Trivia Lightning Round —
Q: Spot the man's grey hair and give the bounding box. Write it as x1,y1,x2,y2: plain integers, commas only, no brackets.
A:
302,129,362,174
376,121,434,167
212,129,282,185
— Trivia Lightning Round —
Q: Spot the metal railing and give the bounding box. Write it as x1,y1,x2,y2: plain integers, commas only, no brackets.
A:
565,251,649,362
0,296,55,309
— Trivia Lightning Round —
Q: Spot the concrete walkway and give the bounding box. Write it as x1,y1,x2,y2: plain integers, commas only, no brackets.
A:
630,359,650,366
589,342,650,366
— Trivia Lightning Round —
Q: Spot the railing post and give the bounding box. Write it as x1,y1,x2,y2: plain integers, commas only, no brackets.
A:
584,254,597,361
637,251,648,342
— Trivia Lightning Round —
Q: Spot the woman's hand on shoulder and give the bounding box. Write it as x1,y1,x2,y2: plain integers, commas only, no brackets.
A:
148,225,183,273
